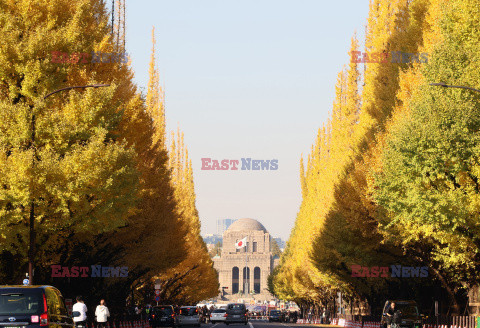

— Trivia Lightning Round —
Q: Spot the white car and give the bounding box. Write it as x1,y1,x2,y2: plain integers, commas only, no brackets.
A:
178,307,201,327
210,309,227,324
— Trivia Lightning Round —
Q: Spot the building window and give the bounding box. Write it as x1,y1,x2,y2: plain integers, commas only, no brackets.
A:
253,242,257,252
232,267,239,294
243,267,250,294
254,267,261,294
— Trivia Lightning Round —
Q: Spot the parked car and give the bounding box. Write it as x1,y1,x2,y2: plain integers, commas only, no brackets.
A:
381,300,423,328
210,309,227,324
268,310,284,323
149,305,178,328
177,307,200,327
0,285,75,328
225,303,247,325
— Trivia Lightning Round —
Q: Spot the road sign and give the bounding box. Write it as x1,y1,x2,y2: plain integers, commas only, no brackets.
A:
155,290,161,296
23,279,29,285
155,284,161,290
155,296,160,302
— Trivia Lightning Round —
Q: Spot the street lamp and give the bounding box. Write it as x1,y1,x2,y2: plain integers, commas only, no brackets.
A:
27,84,110,284
430,82,480,94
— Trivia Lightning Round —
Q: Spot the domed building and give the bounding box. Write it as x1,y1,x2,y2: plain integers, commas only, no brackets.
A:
213,218,278,302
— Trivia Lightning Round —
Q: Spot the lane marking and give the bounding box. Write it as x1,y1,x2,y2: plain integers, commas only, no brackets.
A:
249,321,255,328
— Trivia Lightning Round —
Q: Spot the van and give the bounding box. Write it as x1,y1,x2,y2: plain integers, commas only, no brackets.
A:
177,307,200,327
0,285,74,328
225,303,247,325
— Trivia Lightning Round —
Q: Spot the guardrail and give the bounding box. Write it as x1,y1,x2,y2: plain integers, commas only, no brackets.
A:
295,317,479,328
84,320,149,328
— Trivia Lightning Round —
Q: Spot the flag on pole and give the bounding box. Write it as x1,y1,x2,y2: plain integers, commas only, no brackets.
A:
235,237,247,249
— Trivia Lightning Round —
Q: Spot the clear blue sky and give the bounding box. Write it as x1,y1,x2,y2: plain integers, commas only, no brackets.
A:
125,0,370,240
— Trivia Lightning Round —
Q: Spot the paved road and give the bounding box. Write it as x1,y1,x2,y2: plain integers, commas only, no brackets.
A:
201,321,323,328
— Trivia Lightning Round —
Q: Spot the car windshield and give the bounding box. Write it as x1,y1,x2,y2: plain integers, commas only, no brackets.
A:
179,308,197,316
228,304,244,310
396,304,419,316
212,309,225,313
0,291,42,315
154,307,173,316
271,311,281,315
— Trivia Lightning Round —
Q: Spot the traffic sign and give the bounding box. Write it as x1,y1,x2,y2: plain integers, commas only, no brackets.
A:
155,290,161,296
155,296,160,302
23,279,29,285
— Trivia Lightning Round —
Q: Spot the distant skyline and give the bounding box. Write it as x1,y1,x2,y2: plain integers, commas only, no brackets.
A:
216,218,236,235
125,0,370,240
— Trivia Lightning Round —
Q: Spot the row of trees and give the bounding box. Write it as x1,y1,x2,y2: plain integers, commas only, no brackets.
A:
0,0,218,312
272,0,480,315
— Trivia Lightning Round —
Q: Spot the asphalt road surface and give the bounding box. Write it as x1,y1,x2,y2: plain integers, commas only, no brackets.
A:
201,321,323,328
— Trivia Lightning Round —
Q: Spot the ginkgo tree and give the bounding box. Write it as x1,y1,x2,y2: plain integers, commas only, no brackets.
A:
0,0,140,283
373,0,480,301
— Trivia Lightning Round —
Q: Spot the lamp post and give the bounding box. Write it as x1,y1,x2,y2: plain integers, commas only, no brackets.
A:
27,84,110,284
430,82,480,94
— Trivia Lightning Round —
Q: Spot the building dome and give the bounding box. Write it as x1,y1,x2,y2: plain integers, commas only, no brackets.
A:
226,218,267,233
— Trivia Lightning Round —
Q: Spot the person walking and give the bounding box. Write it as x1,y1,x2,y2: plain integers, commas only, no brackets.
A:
95,300,110,328
386,302,401,328
325,307,330,324
73,296,88,328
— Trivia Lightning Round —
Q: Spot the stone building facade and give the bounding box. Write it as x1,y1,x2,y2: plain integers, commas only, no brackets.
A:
213,218,276,302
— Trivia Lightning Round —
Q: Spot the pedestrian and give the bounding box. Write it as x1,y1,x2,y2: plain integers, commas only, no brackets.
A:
73,296,88,328
386,302,401,328
95,300,110,328
145,304,152,315
202,306,208,323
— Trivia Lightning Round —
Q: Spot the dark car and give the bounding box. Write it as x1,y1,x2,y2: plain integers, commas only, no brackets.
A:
0,285,74,328
268,310,284,323
381,300,423,328
149,305,178,328
225,303,247,325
